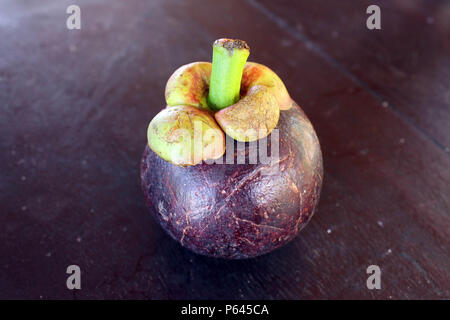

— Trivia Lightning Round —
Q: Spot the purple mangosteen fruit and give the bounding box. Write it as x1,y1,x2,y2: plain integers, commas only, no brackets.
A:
141,39,323,259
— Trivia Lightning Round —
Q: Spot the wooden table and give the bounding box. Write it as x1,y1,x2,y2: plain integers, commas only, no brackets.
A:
1,0,448,299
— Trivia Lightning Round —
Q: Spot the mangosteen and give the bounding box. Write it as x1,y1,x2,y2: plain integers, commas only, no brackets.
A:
141,39,323,259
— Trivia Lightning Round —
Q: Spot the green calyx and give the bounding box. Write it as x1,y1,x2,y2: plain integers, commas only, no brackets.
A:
148,38,288,166
147,106,225,166
207,39,250,111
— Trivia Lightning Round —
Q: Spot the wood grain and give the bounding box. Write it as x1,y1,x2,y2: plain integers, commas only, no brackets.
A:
256,0,450,151
0,0,448,299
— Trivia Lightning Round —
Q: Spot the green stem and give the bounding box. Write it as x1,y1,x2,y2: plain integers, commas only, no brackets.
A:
208,39,250,110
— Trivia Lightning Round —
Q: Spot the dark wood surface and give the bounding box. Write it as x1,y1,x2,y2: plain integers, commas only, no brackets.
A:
0,0,449,299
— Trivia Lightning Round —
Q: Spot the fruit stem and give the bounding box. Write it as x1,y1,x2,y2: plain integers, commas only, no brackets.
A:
208,39,250,110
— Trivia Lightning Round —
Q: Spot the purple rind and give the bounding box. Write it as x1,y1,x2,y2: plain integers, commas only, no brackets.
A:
140,102,323,259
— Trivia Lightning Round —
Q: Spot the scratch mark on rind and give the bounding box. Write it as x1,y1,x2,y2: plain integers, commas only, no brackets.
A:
232,213,286,232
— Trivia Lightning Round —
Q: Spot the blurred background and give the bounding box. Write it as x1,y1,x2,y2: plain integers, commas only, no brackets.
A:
0,0,449,299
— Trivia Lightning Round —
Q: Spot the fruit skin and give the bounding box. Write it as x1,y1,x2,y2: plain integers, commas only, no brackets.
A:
141,102,323,259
